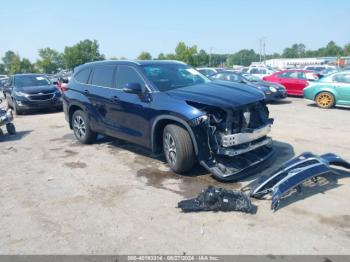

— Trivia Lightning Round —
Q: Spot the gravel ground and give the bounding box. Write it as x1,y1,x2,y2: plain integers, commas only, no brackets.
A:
0,95,349,255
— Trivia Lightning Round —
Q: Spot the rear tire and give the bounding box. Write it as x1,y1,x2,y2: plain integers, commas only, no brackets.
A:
72,110,96,144
6,123,16,135
163,124,195,173
315,92,335,109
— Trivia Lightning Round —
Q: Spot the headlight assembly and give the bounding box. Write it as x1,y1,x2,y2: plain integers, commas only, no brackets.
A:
269,86,277,92
14,91,28,97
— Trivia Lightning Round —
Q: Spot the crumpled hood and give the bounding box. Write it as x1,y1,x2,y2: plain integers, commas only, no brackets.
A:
17,85,57,94
166,81,265,108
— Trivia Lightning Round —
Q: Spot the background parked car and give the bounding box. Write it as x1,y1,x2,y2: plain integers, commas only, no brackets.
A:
263,69,317,96
209,71,287,102
303,72,350,108
196,67,225,77
303,65,338,77
246,67,274,79
2,74,62,115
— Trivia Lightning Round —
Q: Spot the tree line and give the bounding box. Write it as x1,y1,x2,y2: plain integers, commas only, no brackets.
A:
1,39,350,75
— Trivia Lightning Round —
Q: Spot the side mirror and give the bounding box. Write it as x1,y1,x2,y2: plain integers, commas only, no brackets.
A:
123,83,142,94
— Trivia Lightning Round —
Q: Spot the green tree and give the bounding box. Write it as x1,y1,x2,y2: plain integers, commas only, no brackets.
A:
2,51,22,74
63,39,105,69
137,52,152,60
282,43,305,58
321,41,343,57
344,43,350,56
157,53,166,60
0,64,5,74
174,42,197,65
20,58,36,73
227,49,259,66
195,49,209,66
36,48,63,73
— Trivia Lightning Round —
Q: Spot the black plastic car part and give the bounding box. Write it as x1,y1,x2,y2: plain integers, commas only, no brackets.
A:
243,152,350,211
178,186,253,213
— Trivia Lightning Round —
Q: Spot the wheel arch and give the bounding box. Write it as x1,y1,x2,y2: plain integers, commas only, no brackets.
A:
151,115,198,155
314,88,337,102
68,104,84,129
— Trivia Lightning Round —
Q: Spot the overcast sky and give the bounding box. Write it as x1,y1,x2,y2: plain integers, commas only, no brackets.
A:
1,0,349,61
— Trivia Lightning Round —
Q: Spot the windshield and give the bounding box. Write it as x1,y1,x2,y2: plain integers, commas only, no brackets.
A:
14,75,51,88
242,74,261,82
142,64,210,91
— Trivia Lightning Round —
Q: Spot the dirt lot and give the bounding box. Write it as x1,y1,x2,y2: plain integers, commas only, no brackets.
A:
0,96,349,255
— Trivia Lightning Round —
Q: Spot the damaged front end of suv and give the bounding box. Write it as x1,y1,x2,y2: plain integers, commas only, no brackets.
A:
187,100,274,182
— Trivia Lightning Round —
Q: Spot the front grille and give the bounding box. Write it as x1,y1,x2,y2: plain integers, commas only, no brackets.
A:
28,93,54,101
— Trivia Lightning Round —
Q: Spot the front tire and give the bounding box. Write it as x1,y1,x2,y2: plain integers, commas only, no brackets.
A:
72,110,96,144
13,99,24,115
6,123,16,135
315,92,335,109
163,124,195,173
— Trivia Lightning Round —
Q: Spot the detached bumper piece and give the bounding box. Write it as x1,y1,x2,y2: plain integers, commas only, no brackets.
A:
244,152,350,211
178,186,253,213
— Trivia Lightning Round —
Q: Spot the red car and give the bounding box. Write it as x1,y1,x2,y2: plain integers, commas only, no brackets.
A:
263,70,317,96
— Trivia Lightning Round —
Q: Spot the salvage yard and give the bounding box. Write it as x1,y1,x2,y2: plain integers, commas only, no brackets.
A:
0,97,350,254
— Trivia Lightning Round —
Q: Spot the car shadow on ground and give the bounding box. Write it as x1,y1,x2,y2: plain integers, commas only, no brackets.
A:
0,130,33,142
95,135,295,182
14,108,63,116
269,99,292,105
306,103,350,111
272,167,350,211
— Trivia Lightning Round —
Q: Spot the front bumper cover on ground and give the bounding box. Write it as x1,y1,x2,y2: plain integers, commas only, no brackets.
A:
243,152,350,211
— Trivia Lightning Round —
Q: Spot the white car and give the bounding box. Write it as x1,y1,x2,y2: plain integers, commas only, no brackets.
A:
196,67,225,77
246,67,274,79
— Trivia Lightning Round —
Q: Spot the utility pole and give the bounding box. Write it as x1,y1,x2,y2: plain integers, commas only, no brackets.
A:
209,47,213,67
259,37,266,64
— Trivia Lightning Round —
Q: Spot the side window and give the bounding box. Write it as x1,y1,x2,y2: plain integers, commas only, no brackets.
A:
278,72,290,78
250,68,259,74
333,74,350,83
116,66,144,90
259,69,267,74
298,72,306,79
280,71,298,79
91,66,116,88
74,68,91,84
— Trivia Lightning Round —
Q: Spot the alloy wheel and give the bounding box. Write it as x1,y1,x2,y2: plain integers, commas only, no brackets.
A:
316,92,334,108
73,115,86,139
164,132,177,165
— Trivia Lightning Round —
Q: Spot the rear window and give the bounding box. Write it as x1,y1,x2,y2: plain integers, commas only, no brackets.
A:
74,68,91,84
91,66,115,88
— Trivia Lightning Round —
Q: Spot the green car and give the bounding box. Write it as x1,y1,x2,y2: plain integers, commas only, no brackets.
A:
303,72,350,108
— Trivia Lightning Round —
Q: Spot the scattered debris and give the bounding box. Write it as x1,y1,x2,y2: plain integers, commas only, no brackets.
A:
243,152,350,211
178,186,254,213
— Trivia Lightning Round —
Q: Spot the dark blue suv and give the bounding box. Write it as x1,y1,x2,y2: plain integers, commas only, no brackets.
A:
63,60,274,181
